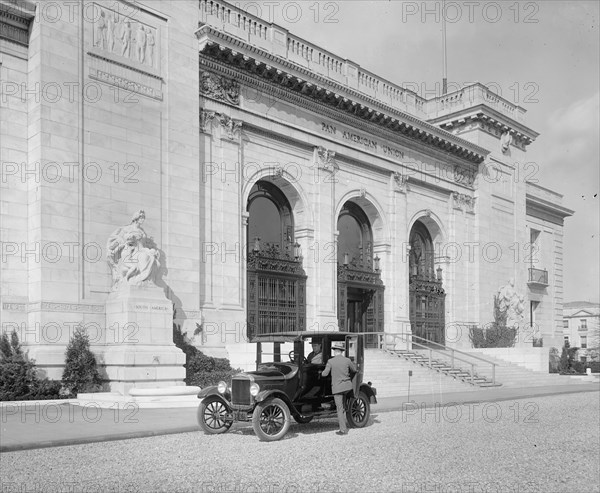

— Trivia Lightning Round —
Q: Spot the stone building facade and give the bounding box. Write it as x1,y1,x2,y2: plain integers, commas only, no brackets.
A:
0,0,573,382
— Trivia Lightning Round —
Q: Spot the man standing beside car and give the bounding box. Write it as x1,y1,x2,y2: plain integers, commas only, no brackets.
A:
321,342,357,435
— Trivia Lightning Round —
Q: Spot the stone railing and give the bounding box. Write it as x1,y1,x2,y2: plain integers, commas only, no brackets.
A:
198,0,428,116
199,1,527,125
426,83,527,123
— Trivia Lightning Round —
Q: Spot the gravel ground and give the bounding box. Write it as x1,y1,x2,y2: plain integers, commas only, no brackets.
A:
1,393,598,493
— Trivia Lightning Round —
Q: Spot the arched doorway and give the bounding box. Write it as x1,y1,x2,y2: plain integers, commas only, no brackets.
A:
337,201,384,348
246,181,306,339
408,220,445,344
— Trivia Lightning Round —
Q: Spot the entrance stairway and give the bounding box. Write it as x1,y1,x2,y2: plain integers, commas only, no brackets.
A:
363,349,490,398
459,352,598,388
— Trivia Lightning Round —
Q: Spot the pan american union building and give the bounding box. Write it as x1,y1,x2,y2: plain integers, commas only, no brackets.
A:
0,0,573,390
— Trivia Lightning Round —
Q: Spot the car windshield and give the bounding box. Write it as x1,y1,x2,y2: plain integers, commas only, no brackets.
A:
257,363,294,375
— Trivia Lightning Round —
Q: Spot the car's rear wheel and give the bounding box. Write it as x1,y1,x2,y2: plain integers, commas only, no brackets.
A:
198,396,232,434
346,391,370,428
252,398,291,441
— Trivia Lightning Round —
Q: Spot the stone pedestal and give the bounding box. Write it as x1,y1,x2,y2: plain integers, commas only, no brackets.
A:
102,285,186,396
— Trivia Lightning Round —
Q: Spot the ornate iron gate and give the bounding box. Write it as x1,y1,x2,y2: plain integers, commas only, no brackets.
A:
247,246,306,340
337,263,384,348
408,221,445,344
409,277,446,344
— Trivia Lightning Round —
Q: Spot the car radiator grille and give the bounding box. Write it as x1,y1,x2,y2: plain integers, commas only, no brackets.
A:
231,379,251,406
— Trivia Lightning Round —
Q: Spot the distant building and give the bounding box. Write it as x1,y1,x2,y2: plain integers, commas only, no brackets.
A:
563,302,600,362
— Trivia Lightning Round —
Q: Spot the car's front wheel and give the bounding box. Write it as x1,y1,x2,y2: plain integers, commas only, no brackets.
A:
198,396,233,434
252,398,291,441
346,391,370,428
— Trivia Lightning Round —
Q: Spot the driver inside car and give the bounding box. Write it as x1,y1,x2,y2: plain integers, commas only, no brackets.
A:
306,341,323,364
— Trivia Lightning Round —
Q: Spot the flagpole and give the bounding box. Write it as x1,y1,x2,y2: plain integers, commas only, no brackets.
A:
442,0,448,95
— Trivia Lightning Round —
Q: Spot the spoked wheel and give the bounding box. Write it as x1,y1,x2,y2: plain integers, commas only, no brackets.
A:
252,398,291,441
198,396,233,434
346,391,370,428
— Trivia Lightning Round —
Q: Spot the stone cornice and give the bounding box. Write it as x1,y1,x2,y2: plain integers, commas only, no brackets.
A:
199,58,482,182
196,25,488,166
526,193,574,225
0,0,34,46
430,105,539,150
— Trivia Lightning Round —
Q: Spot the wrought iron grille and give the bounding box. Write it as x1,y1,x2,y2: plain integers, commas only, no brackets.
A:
409,276,446,345
247,247,306,340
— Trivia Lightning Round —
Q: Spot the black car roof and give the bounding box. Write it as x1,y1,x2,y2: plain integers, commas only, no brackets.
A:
252,331,357,343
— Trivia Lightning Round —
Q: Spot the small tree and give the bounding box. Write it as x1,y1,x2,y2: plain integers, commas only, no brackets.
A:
559,344,570,373
61,325,102,396
0,330,61,401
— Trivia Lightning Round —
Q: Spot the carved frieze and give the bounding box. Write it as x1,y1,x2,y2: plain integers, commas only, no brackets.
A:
393,172,409,193
200,109,217,133
218,113,243,140
200,71,240,105
92,3,159,71
452,192,476,214
315,146,337,172
454,165,476,188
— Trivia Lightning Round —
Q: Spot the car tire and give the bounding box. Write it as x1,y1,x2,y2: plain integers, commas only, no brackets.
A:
252,398,291,441
346,391,370,428
198,396,233,434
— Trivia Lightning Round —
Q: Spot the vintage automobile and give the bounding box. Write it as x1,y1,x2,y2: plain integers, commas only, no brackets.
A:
197,331,377,441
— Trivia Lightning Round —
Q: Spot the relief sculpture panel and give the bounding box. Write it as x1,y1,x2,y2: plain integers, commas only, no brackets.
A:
92,3,159,71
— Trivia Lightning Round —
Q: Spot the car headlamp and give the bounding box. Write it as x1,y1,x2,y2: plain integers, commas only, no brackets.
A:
217,381,227,394
250,383,260,396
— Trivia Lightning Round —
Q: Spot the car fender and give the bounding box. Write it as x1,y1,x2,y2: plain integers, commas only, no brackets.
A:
359,383,377,404
198,386,231,403
254,390,294,408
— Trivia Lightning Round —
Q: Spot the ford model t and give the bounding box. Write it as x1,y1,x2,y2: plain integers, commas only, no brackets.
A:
197,331,377,441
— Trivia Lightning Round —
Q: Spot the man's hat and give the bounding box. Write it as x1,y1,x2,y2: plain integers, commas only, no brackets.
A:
331,342,345,351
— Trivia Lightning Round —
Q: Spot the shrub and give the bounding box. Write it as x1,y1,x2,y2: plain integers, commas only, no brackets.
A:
469,326,518,348
586,361,600,373
61,325,102,397
0,330,62,401
469,295,517,348
173,323,241,388
571,360,586,374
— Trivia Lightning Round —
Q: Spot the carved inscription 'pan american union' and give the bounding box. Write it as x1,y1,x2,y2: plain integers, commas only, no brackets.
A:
320,122,405,160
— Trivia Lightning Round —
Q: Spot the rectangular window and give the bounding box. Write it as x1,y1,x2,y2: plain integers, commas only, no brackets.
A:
581,336,587,349
563,319,569,328
564,336,570,344
530,301,539,328
581,319,587,329
529,229,541,267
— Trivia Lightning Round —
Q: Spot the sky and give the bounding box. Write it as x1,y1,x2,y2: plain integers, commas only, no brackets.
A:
237,0,600,303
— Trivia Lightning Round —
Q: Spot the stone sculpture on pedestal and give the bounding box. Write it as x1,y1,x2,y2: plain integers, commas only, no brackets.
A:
101,211,187,397
107,210,160,290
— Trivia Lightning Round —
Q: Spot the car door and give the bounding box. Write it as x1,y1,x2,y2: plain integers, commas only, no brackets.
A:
345,335,363,398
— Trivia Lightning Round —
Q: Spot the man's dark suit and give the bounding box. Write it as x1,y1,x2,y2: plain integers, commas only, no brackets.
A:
321,353,357,433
